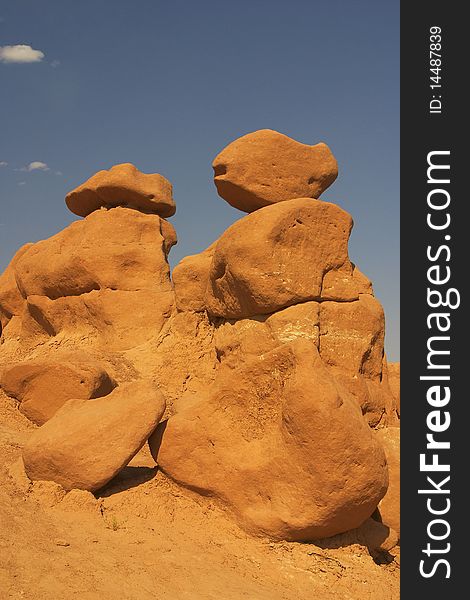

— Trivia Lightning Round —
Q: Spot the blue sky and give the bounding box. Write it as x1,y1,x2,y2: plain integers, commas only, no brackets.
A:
0,0,399,360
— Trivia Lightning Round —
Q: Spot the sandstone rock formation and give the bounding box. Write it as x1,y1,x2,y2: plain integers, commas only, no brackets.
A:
213,129,338,212
65,163,176,217
23,381,165,491
150,340,388,541
204,198,357,318
171,194,396,428
0,356,115,425
172,242,216,312
0,134,399,546
2,207,175,353
172,198,373,321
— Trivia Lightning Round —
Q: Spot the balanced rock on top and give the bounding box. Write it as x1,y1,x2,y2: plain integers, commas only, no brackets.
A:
212,129,338,213
65,163,176,218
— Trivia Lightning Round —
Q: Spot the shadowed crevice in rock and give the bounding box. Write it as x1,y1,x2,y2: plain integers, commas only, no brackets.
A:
96,465,158,497
25,299,57,337
213,163,227,177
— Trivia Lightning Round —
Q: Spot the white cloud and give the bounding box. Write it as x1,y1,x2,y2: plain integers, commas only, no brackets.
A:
0,161,7,167
18,181,26,186
0,44,45,64
23,161,49,172
50,59,60,68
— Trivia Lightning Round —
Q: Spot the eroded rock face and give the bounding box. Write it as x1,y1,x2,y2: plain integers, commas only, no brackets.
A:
150,340,388,541
318,296,395,428
145,311,218,416
321,264,373,301
65,163,176,218
8,207,175,351
213,316,277,369
23,381,166,492
213,129,338,213
15,207,175,297
0,356,116,425
170,195,395,427
319,295,385,378
265,301,320,346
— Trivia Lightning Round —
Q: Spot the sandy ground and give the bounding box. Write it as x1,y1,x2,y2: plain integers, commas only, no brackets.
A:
0,390,399,600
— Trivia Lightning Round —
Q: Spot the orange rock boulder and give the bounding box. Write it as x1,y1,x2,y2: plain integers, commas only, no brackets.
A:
23,380,166,492
150,340,388,541
213,129,338,212
65,163,176,218
0,356,116,425
205,198,355,318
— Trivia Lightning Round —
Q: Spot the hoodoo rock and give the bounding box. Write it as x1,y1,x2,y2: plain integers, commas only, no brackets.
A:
150,340,388,541
213,129,338,213
22,380,166,492
0,356,116,425
65,163,176,218
15,208,175,297
0,133,399,553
